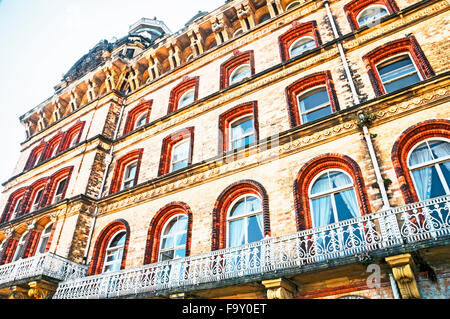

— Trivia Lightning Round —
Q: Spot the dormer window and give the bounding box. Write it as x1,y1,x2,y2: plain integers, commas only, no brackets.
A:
356,5,389,27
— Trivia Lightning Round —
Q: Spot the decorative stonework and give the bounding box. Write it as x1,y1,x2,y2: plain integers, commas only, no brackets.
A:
262,278,296,299
28,280,58,299
385,254,421,299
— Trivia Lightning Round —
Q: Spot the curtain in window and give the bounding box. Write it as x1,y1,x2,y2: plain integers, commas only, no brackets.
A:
334,173,359,219
312,196,333,227
229,219,246,247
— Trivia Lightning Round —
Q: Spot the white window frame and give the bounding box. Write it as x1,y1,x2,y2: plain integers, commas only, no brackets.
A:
178,88,195,108
158,214,188,262
121,161,138,191
69,133,80,148
36,222,53,254
10,197,24,221
375,52,423,93
296,85,332,124
12,232,28,262
233,28,244,38
286,1,301,11
288,36,316,58
226,194,263,248
406,137,450,200
52,178,68,204
170,139,190,173
30,188,44,213
229,64,251,85
356,4,389,28
228,114,255,151
102,231,126,273
133,112,148,130
308,169,358,228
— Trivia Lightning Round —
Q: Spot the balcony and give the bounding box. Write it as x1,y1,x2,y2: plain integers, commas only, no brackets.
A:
53,195,450,299
0,253,88,296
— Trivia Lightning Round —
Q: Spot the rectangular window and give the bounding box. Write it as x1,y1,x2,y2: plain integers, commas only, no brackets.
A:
52,178,67,204
121,162,137,190
31,189,44,212
230,117,255,150
171,141,190,172
298,87,332,124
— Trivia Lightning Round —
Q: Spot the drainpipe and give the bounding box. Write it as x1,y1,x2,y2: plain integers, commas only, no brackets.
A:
322,0,360,105
82,90,129,265
389,272,401,299
323,0,391,210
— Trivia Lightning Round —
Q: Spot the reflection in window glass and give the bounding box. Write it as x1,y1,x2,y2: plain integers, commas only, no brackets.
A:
159,215,188,261
377,55,421,93
297,87,333,124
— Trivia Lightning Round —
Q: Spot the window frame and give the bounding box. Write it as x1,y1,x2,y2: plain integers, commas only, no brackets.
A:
121,161,138,191
36,222,53,255
288,36,316,59
169,139,191,173
102,230,127,273
52,177,68,204
12,232,28,262
228,114,256,151
296,85,333,125
226,194,264,248
229,64,252,86
30,187,45,213
220,50,255,89
356,4,390,28
158,214,189,262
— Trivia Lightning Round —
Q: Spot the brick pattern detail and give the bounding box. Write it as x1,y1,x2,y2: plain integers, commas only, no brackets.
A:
0,238,18,265
143,202,193,264
391,119,450,204
158,127,195,176
167,77,199,114
293,154,371,231
218,101,259,154
344,0,399,31
22,231,40,259
278,21,322,62
219,50,255,89
123,100,153,135
211,180,271,250
362,36,435,96
109,149,144,195
285,71,340,128
89,219,130,275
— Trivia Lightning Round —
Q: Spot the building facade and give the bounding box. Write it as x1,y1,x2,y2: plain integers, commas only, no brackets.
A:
0,0,449,299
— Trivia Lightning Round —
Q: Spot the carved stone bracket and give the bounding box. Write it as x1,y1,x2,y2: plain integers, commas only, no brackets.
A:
9,286,30,299
27,280,58,299
262,278,297,299
385,254,421,299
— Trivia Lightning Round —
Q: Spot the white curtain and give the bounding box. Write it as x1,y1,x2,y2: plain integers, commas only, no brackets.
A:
334,173,359,219
430,141,450,159
229,219,246,247
312,196,333,227
255,214,264,238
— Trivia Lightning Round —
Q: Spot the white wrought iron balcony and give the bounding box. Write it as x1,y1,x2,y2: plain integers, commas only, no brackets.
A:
0,253,88,287
53,195,450,299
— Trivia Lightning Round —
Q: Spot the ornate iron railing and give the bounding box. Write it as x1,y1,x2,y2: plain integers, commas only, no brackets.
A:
53,195,450,299
0,253,88,287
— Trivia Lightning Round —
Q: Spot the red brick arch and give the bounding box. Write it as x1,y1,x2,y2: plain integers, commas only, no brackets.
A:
110,149,143,194
1,187,28,223
89,219,130,275
293,154,371,231
123,100,153,135
143,201,193,264
391,119,450,204
344,0,399,31
167,76,199,114
211,180,270,250
158,127,194,176
220,50,255,89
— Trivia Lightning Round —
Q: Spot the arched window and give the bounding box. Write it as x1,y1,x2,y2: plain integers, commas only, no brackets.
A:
158,214,188,261
286,1,301,11
59,121,85,152
158,127,194,176
178,88,196,109
10,197,24,221
286,71,339,128
51,177,68,204
407,138,450,200
229,64,252,86
289,36,316,58
309,170,360,228
110,149,143,194
356,5,389,27
257,14,271,25
103,231,126,273
30,187,45,213
25,144,46,170
229,115,255,150
12,233,27,262
121,161,138,190
227,195,264,247
36,223,53,254
134,112,148,130
123,100,152,134
233,28,244,38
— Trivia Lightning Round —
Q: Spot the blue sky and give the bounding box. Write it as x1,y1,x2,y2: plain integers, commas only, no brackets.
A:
0,0,224,185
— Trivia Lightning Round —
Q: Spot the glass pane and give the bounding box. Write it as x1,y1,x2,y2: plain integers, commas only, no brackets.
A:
412,166,446,200
161,236,174,249
335,189,359,222
384,73,421,93
246,196,262,213
301,105,333,123
110,233,126,248
231,118,253,140
329,171,353,189
247,215,263,243
440,162,450,189
135,114,147,128
428,140,450,159
230,198,246,217
230,65,251,84
125,164,137,180
175,248,186,259
311,173,331,195
290,37,316,57
358,6,388,26
229,219,246,247
160,250,174,261
311,196,334,227
172,159,188,171
232,134,255,149
34,189,44,204
176,233,187,246
38,238,49,254
409,142,433,166
172,142,189,163
56,179,67,195
179,90,195,107
298,88,329,114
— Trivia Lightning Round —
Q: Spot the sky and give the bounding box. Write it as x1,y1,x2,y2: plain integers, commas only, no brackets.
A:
0,0,225,186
